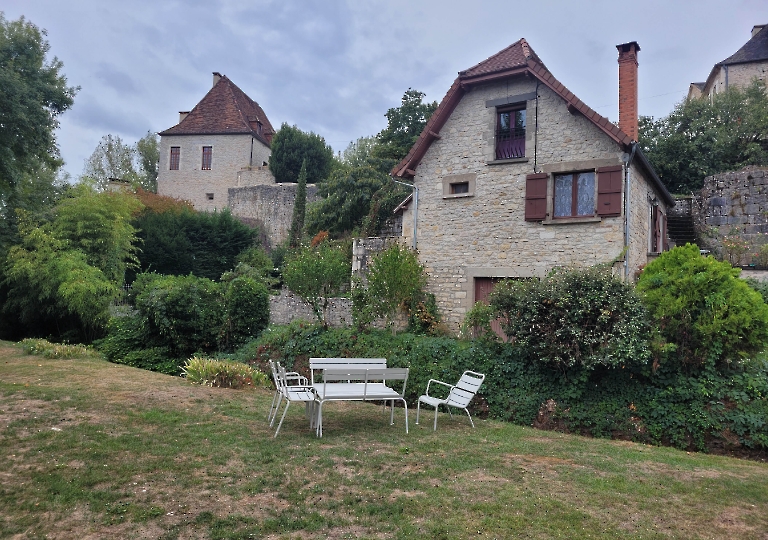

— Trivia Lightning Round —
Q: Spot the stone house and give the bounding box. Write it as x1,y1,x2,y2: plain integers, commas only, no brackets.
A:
157,72,276,212
156,73,319,247
688,24,768,100
391,39,675,331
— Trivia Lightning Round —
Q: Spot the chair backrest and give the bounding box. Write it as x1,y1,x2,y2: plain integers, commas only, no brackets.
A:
268,360,279,386
309,357,387,384
446,371,485,408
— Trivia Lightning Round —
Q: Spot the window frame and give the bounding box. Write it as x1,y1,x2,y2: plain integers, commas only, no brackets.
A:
553,171,596,219
201,146,213,170
169,146,180,170
495,105,527,160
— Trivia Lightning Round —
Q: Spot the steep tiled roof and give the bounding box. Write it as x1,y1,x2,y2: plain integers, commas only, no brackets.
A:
721,25,768,65
159,75,274,145
393,39,632,178
459,38,544,78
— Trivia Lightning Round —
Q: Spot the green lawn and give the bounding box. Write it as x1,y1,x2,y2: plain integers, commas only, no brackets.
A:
1,341,766,539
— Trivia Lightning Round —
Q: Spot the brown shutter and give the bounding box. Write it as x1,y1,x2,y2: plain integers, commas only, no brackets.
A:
525,173,548,221
654,206,666,252
597,165,622,217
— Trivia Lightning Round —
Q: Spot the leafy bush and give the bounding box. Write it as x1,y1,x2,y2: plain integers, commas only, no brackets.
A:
182,356,267,388
637,244,768,368
221,276,270,350
98,272,271,373
135,274,224,358
488,266,651,369
252,323,768,452
20,338,99,359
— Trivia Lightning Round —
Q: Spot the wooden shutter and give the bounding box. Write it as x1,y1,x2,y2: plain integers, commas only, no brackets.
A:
653,205,666,253
525,173,548,221
596,165,622,217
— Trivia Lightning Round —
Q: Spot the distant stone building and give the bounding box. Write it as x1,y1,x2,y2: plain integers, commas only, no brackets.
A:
392,39,675,331
156,73,317,247
688,24,768,100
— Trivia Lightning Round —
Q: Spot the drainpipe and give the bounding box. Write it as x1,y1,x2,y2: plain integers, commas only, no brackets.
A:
623,143,638,281
392,178,418,250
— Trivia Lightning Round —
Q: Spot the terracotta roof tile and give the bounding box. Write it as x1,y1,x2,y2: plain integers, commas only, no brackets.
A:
159,75,274,145
459,38,545,79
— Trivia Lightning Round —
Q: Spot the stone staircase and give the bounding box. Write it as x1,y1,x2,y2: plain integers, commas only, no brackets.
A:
667,214,696,247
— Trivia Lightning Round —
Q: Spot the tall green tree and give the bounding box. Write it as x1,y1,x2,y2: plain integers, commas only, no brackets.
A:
135,131,159,192
81,134,139,189
269,123,334,184
639,79,768,193
373,88,438,162
0,15,76,253
0,14,77,196
54,184,143,284
305,136,402,238
288,159,308,248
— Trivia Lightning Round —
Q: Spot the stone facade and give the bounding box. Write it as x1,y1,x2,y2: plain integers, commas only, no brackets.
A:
228,183,320,246
399,79,669,330
692,167,768,264
702,61,768,99
158,133,271,212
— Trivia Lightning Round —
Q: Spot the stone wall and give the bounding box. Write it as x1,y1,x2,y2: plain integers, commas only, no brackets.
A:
351,237,404,286
269,289,352,327
228,183,320,247
692,166,768,264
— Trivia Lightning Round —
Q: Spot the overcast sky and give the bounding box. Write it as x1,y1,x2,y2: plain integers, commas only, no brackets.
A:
4,0,767,179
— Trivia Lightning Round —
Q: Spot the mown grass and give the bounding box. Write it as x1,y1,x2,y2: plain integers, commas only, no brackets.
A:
0,340,767,539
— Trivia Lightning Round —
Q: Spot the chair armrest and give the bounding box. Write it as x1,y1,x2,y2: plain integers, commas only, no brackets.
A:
284,373,308,385
425,378,454,397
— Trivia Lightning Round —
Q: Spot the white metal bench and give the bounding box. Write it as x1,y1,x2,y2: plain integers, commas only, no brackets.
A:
309,358,408,437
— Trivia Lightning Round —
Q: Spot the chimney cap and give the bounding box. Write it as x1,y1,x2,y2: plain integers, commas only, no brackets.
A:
616,41,641,54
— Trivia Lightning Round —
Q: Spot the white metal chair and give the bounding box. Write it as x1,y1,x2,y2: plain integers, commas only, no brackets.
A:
416,371,485,431
273,365,318,437
267,360,308,426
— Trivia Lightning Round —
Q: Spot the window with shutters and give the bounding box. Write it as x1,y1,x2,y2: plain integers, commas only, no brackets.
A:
525,166,623,222
554,172,595,218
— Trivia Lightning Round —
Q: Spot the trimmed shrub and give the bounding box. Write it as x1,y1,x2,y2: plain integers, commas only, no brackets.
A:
637,244,768,368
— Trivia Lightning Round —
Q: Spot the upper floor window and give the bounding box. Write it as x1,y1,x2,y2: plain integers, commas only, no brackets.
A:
169,147,180,170
554,172,595,218
496,107,526,160
202,146,213,170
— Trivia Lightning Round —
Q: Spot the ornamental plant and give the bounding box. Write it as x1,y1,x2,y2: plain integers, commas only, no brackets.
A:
488,266,651,369
637,243,768,368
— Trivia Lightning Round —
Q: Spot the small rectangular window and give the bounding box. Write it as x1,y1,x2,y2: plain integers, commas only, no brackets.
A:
450,182,469,194
202,146,212,170
169,147,180,170
553,172,595,218
496,107,526,159
206,193,214,201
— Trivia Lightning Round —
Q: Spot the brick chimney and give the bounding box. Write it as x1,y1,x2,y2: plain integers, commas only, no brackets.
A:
616,42,640,141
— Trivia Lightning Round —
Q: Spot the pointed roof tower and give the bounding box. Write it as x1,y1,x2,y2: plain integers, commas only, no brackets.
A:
159,74,275,146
